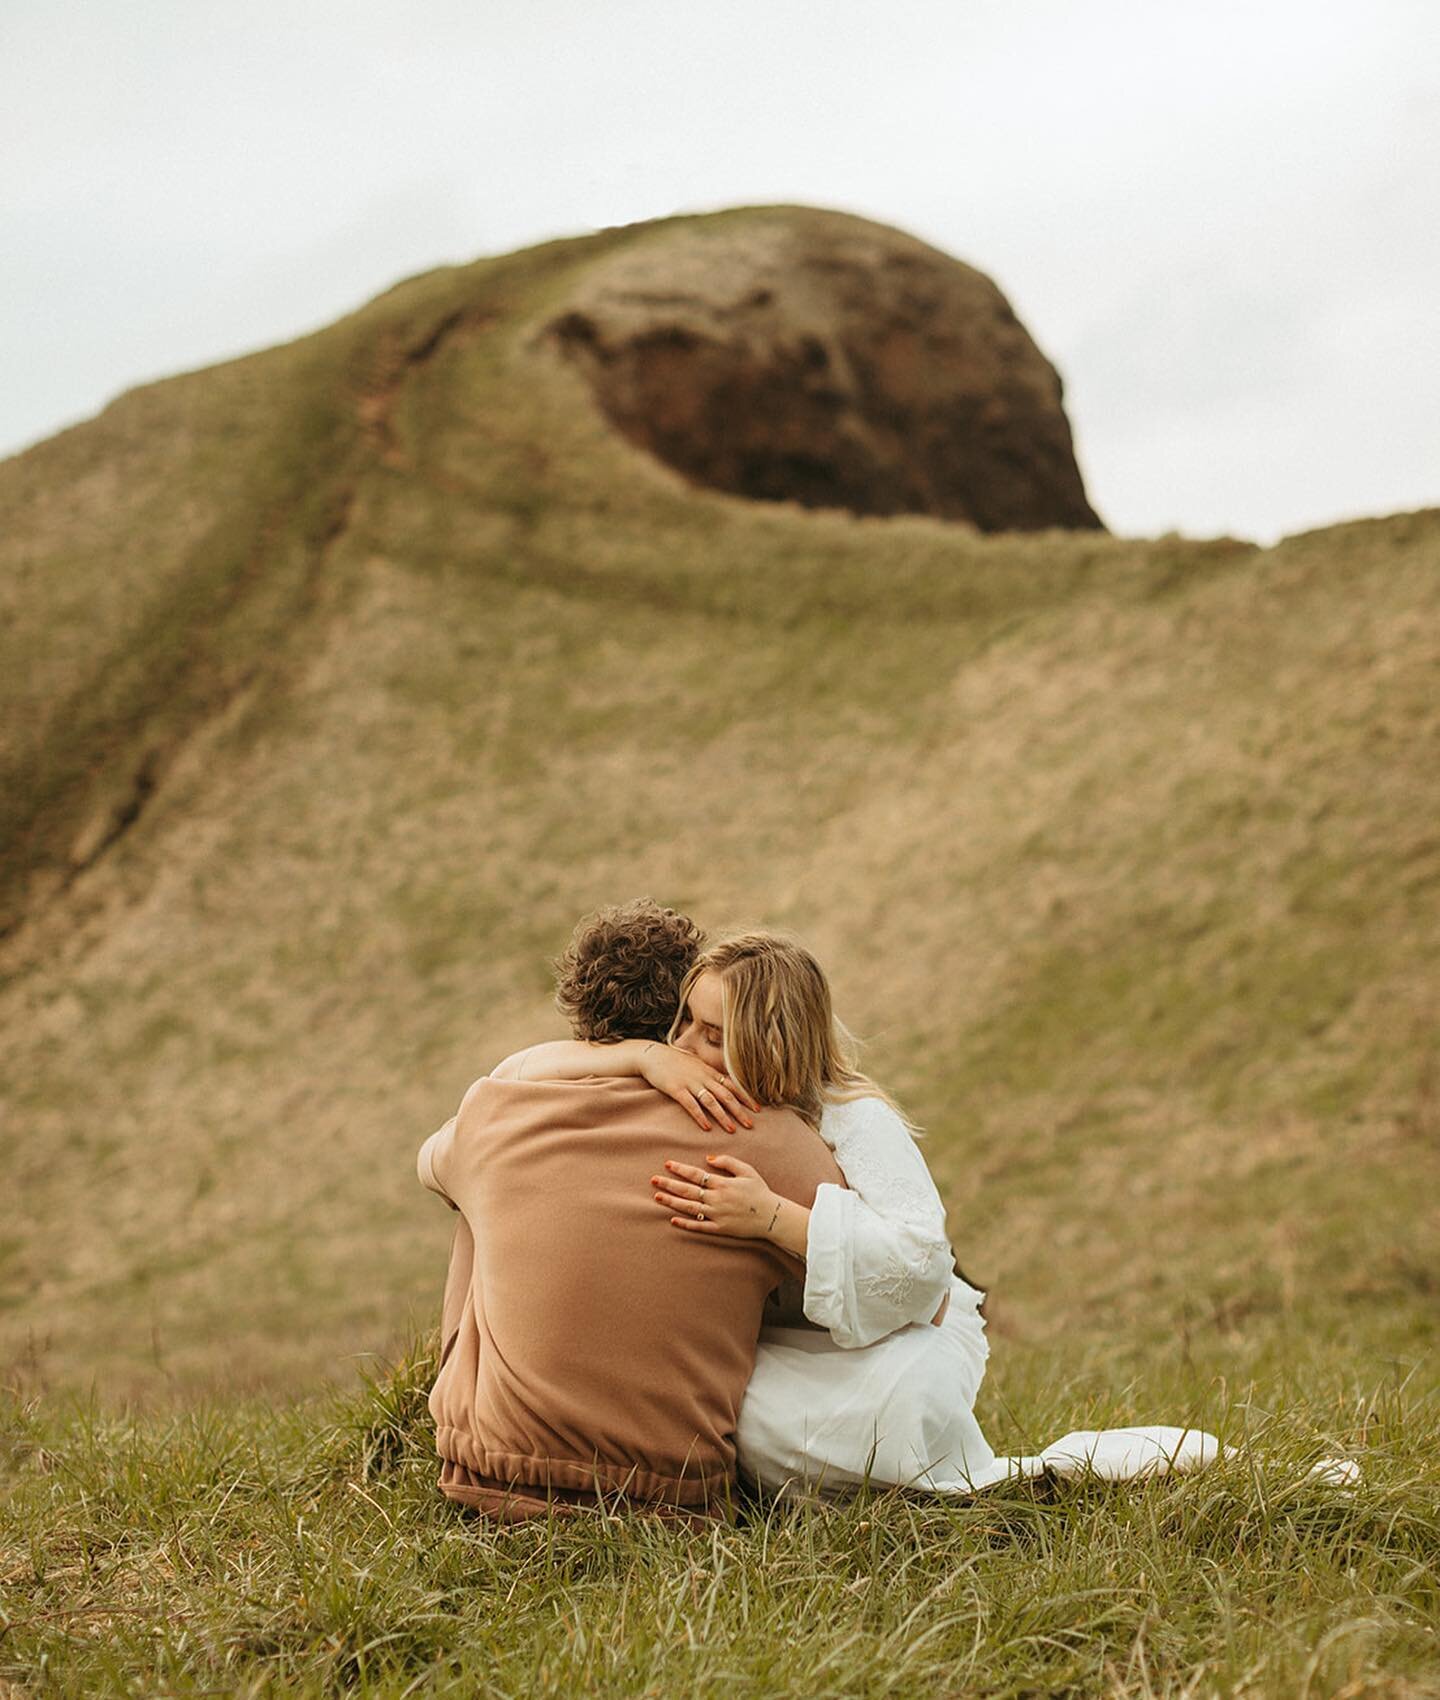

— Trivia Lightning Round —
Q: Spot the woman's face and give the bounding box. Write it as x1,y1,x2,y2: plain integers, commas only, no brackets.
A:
673,969,727,1073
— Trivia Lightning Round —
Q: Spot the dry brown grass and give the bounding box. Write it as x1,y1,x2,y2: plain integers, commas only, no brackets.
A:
0,208,1436,1407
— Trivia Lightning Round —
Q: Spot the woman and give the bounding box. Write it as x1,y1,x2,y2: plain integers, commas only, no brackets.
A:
652,932,1004,1494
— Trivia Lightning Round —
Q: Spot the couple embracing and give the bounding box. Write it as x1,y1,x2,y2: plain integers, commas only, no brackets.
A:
417,899,1231,1523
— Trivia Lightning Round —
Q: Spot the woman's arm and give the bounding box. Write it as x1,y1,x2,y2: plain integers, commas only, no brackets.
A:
652,1155,810,1254
491,1039,756,1133
489,1038,650,1083
651,1122,954,1340
802,1098,956,1347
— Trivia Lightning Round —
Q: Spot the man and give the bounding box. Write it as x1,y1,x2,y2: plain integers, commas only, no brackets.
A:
417,899,845,1523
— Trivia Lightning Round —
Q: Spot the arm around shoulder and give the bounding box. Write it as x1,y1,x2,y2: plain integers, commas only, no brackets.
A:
489,1039,652,1082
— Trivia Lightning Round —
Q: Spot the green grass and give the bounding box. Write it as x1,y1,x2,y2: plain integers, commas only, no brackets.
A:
3,1335,1436,1698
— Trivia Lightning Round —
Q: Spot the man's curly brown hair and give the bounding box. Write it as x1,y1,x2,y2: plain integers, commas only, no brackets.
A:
553,899,706,1044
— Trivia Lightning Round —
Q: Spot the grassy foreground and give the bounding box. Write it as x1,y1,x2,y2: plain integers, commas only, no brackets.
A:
3,1334,1437,1698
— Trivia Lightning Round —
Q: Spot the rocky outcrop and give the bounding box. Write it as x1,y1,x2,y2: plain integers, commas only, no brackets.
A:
546,207,1102,532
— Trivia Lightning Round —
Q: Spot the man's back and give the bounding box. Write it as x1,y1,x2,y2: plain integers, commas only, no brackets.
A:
419,1074,844,1520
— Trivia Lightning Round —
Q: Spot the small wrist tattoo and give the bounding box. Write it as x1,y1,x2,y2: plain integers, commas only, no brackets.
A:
766,1200,783,1235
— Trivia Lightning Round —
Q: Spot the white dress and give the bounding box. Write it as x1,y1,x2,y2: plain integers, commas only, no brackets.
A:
736,1096,1243,1496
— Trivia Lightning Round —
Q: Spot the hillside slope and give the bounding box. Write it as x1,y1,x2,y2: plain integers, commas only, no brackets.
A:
1,206,1436,1403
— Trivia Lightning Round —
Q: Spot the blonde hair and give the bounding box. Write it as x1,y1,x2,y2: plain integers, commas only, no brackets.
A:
669,931,914,1134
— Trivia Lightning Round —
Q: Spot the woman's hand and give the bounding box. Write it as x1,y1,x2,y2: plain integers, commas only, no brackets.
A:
650,1154,779,1237
637,1044,757,1133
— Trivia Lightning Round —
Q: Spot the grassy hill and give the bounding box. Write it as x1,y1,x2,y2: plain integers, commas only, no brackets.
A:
1,203,1438,1699
0,205,1437,1412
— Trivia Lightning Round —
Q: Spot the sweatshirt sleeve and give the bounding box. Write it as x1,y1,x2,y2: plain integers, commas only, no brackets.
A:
418,1076,495,1209
803,1097,956,1348
417,1116,459,1208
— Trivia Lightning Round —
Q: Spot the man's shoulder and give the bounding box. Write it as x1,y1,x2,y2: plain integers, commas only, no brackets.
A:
459,1072,650,1104
740,1106,845,1185
456,1072,693,1132
747,1103,813,1138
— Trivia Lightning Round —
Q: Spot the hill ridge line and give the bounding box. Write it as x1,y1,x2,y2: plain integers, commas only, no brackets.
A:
0,296,500,956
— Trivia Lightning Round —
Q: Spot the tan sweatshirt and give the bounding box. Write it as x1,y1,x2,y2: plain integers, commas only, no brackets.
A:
417,1074,844,1521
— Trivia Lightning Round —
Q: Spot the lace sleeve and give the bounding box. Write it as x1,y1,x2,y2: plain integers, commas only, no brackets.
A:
803,1096,955,1348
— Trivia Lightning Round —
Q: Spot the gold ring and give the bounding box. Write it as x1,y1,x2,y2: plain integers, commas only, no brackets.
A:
696,1210,706,1222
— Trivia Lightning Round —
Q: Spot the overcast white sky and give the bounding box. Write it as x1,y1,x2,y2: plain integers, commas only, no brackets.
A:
3,0,1436,540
